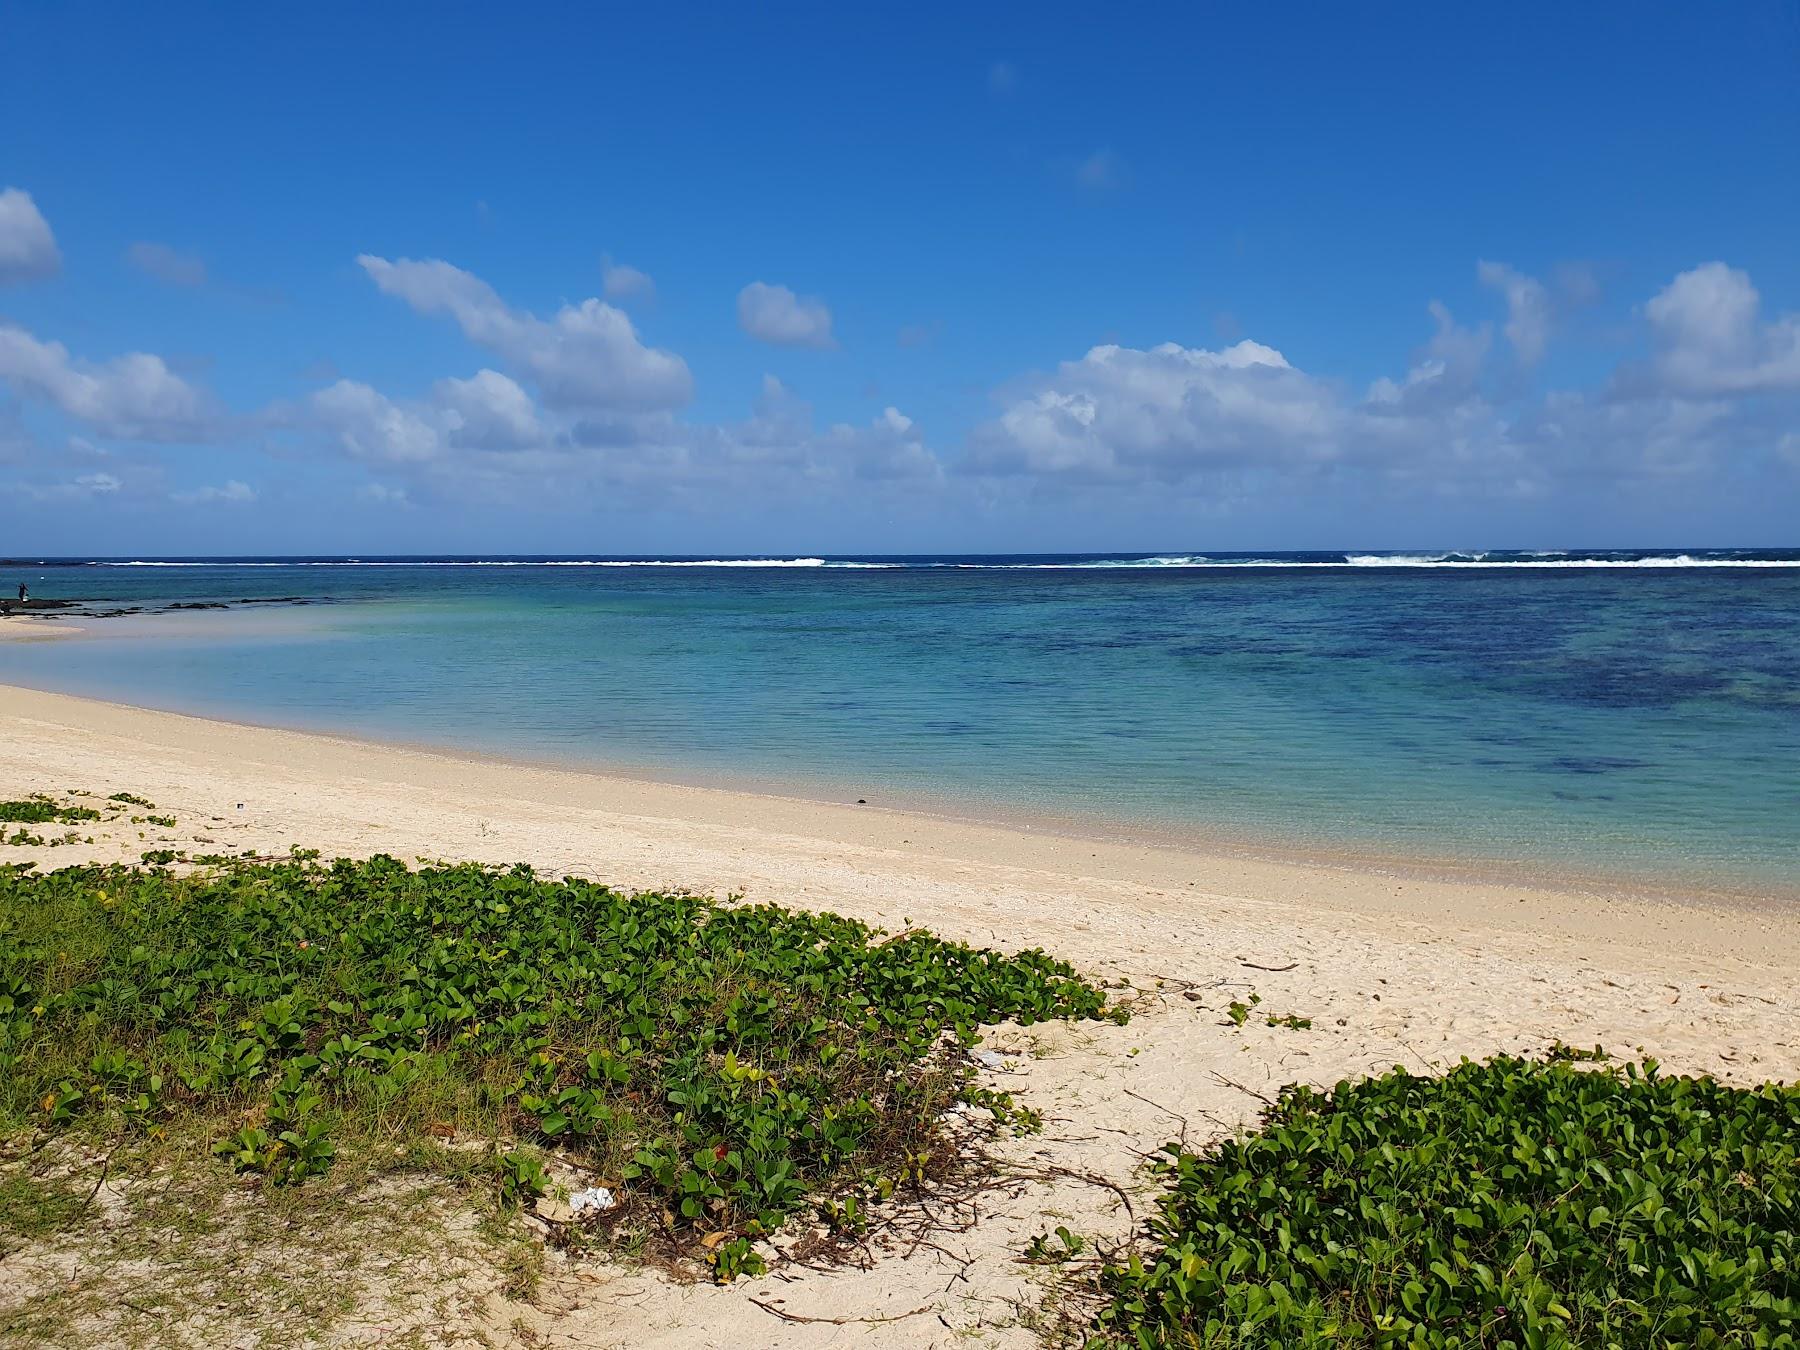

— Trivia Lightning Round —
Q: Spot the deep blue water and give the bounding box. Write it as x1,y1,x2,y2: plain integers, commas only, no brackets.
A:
3,551,1798,894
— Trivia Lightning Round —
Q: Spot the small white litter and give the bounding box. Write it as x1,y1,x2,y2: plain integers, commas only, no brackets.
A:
974,1050,1007,1070
569,1186,617,1215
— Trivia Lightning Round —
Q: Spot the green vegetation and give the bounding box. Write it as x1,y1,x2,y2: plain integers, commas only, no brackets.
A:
1,794,139,847
1026,1224,1090,1265
1094,1057,1800,1347
1224,995,1260,1026
1219,994,1310,1031
0,853,1120,1281
0,795,101,826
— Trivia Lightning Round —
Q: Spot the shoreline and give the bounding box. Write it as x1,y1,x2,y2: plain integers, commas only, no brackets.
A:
0,615,83,641
1,681,1794,965
0,666,1790,911
4,681,1798,1345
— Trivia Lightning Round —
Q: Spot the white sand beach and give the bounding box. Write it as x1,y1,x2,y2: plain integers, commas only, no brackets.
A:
2,682,1796,1347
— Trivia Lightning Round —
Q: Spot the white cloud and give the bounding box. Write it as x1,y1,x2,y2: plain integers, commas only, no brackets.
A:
127,241,208,288
965,269,1800,500
601,255,655,303
306,368,548,463
24,471,124,502
0,323,220,441
299,358,942,511
433,369,544,450
737,281,836,349
709,378,936,482
310,379,443,463
969,340,1342,479
1477,260,1552,366
1364,302,1490,412
35,244,1779,525
1642,262,1800,395
0,188,60,283
820,405,940,481
358,255,692,411
173,479,255,505
1519,389,1741,481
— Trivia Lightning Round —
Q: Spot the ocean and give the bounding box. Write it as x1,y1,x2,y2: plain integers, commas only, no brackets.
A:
3,550,1797,896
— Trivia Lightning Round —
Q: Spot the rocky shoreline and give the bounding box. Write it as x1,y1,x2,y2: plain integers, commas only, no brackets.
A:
0,595,330,620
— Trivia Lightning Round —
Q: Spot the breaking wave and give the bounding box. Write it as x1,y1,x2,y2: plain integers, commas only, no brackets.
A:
58,550,1800,570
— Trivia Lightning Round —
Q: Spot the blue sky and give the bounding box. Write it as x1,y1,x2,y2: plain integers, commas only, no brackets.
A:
3,3,1798,554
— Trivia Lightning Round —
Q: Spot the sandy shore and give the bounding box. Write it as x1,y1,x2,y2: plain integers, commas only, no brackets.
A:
0,615,82,641
3,682,1797,1347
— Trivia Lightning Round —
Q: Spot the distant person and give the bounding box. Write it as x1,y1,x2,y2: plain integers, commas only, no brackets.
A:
15,584,24,603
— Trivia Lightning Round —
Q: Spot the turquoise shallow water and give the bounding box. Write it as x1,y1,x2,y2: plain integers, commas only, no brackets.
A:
3,552,1798,895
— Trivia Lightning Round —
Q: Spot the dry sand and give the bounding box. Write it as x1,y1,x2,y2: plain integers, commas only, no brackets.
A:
2,681,1796,1347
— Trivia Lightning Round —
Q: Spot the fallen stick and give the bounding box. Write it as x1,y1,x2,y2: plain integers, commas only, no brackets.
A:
749,1297,934,1326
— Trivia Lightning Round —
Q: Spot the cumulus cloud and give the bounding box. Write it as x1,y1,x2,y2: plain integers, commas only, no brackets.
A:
306,367,552,464
1364,301,1491,413
601,255,655,303
298,357,941,513
0,188,60,283
705,378,938,482
304,255,1799,517
127,241,208,288
1642,262,1800,395
173,479,255,505
25,238,1791,527
737,281,836,349
966,266,1800,501
309,379,444,463
969,340,1342,479
821,405,940,481
358,255,692,411
0,323,220,441
971,329,1512,490
1477,260,1552,366
433,369,544,450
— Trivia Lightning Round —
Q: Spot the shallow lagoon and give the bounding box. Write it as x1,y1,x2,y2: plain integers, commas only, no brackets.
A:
3,552,1797,895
